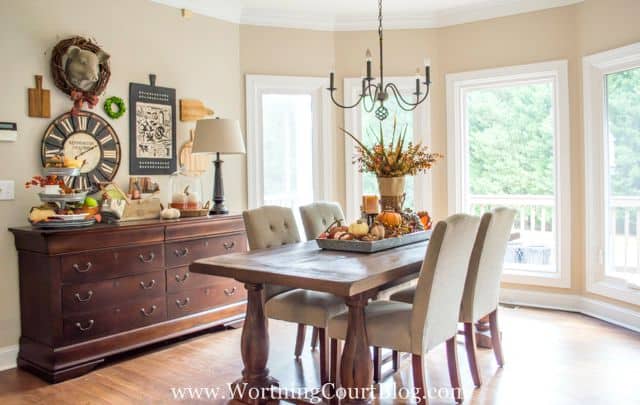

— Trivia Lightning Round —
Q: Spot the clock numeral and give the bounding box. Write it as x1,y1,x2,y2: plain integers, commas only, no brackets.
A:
100,162,114,175
76,116,88,131
59,118,74,135
45,147,61,157
47,132,64,143
62,176,73,187
98,133,113,146
91,173,101,184
103,149,117,159
78,176,88,190
90,121,102,135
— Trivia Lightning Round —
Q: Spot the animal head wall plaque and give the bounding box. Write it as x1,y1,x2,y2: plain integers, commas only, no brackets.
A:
50,36,111,114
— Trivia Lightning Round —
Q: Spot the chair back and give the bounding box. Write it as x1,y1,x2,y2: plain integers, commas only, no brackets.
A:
242,206,301,299
410,213,480,354
299,202,346,240
460,207,516,322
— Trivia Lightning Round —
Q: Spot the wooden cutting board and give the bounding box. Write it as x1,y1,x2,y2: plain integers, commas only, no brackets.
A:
179,99,214,121
28,75,51,118
179,129,209,176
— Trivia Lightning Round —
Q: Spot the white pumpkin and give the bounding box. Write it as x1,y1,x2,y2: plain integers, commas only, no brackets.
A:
161,208,181,219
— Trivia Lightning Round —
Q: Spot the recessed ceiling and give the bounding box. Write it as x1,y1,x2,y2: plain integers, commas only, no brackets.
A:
152,0,583,31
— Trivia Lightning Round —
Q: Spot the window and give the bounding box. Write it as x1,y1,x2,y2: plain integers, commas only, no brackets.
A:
447,61,571,287
343,76,431,220
245,75,333,234
584,42,640,305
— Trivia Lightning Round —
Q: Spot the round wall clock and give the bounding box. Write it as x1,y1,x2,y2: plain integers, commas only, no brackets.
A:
41,111,121,192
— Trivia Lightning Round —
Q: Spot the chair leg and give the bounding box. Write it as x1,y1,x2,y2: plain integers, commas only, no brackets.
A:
489,309,505,367
463,322,482,387
411,354,427,404
294,324,306,358
319,328,328,385
311,327,319,350
392,350,399,372
373,347,381,383
330,338,339,388
446,337,464,404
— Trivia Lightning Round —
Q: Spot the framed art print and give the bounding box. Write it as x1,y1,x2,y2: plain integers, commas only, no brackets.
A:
129,74,177,174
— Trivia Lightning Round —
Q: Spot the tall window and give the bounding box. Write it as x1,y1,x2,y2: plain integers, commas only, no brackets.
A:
584,42,640,305
246,75,333,234
344,76,431,220
447,61,571,287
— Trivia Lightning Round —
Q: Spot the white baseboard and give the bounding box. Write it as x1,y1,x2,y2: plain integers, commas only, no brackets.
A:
0,345,18,371
500,288,640,333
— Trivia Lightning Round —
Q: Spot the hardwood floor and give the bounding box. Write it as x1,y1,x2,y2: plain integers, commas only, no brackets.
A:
1,306,639,404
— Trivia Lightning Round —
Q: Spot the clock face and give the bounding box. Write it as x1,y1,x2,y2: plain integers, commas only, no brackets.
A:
41,111,121,192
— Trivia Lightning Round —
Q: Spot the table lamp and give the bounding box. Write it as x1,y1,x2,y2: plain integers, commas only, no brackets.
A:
192,118,246,215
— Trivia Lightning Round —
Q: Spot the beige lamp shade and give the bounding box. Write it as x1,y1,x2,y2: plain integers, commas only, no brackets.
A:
192,119,246,155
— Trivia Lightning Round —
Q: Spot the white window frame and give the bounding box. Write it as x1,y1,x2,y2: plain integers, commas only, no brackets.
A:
584,42,640,305
245,74,334,210
446,60,571,288
343,76,432,221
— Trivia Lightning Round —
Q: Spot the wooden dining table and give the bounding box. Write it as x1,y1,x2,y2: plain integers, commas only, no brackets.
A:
190,238,430,404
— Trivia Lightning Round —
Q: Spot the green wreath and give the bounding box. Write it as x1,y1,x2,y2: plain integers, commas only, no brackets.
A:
104,96,126,119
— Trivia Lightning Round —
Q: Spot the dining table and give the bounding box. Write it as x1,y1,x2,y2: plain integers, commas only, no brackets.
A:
190,237,430,404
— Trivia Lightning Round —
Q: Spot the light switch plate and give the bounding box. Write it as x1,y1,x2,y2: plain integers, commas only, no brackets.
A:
0,180,15,200
0,122,17,142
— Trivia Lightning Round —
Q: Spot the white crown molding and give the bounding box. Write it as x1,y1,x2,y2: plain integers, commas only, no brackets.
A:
152,0,583,31
0,344,18,371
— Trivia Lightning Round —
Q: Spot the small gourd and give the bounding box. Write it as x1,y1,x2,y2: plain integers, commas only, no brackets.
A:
348,220,369,237
377,210,402,227
161,207,181,219
369,222,386,239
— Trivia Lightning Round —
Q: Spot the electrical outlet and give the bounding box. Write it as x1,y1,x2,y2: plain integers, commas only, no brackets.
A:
0,180,15,200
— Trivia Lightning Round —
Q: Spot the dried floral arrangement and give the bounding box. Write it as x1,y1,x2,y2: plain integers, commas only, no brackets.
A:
340,118,443,177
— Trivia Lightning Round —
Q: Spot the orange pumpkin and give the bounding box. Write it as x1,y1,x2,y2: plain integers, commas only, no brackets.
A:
418,211,432,230
377,210,402,227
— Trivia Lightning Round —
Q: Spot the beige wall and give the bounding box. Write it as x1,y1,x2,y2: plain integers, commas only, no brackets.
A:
1,0,639,352
0,0,241,348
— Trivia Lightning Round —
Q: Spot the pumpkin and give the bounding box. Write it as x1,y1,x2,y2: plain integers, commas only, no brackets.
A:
328,225,349,239
417,211,432,230
377,210,402,227
161,208,181,219
348,220,369,237
369,222,386,239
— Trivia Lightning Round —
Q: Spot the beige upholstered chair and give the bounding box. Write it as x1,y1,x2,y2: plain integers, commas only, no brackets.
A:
328,214,481,403
242,206,346,385
297,202,346,352
389,207,516,387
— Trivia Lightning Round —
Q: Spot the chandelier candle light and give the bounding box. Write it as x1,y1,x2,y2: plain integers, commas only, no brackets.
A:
327,0,431,121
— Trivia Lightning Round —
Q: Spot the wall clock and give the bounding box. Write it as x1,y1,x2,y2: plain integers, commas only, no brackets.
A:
41,111,121,192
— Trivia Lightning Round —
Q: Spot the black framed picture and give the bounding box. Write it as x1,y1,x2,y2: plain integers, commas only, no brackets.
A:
129,74,177,174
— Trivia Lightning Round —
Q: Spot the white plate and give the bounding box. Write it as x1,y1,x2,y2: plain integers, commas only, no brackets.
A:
47,214,88,222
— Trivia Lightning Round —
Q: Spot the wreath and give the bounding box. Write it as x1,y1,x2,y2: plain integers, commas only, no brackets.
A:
50,36,111,114
104,96,126,119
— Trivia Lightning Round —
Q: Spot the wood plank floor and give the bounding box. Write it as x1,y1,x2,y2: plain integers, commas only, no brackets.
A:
1,306,638,404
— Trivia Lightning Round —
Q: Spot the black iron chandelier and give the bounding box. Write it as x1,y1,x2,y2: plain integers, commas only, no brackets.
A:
327,0,431,121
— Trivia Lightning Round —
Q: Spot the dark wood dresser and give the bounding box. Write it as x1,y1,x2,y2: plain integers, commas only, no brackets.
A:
9,215,247,383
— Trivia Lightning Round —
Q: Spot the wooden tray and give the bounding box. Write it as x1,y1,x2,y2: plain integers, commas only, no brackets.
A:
315,230,431,253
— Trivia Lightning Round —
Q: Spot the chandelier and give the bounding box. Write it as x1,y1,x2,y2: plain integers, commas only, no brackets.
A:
327,0,431,121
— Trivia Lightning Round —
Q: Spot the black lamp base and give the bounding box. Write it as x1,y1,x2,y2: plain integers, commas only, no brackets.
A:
210,153,228,216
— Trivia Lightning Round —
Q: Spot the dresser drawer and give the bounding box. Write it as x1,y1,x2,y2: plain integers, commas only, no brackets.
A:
61,244,165,283
63,296,166,343
62,271,165,315
166,233,246,268
167,281,246,319
166,266,226,293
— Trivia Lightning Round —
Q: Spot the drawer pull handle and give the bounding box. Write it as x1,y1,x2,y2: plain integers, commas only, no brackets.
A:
176,297,190,308
72,262,92,273
139,279,156,290
74,290,94,303
223,241,236,251
138,252,155,263
75,319,94,332
224,287,237,296
140,305,157,317
175,272,190,283
174,247,190,257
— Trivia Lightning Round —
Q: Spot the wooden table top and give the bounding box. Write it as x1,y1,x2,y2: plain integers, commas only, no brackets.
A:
191,239,429,297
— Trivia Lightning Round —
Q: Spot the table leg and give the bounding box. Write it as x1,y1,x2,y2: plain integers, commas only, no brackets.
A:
231,282,279,404
340,294,373,404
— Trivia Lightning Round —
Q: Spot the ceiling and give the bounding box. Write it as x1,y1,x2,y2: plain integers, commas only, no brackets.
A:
151,0,583,31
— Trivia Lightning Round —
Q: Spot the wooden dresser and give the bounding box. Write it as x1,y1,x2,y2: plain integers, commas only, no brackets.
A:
9,215,247,383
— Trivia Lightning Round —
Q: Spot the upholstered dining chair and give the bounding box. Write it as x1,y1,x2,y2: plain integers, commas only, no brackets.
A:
242,205,346,385
389,207,516,388
328,214,481,403
297,201,347,353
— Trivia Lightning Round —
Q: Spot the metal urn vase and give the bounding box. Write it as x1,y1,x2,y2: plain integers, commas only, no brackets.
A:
377,176,406,212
